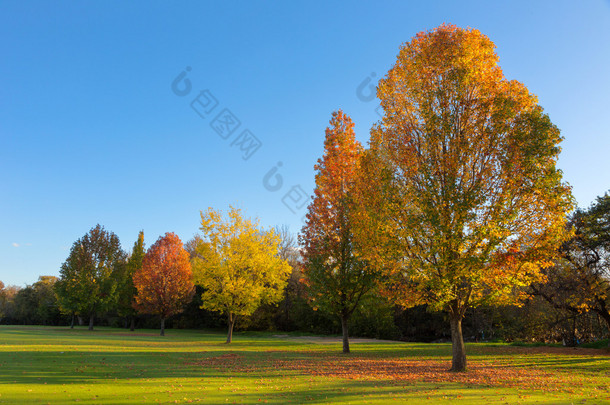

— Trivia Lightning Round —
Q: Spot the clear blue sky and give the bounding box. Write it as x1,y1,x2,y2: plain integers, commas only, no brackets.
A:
1,1,609,286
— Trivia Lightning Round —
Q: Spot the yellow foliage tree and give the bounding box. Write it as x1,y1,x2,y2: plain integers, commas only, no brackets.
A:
191,206,292,343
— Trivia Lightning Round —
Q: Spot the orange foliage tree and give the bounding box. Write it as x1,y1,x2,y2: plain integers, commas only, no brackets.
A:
133,232,195,336
300,110,380,354
353,24,573,371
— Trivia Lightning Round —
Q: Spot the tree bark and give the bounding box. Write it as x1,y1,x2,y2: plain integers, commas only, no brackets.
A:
226,312,235,343
341,314,350,354
88,314,94,331
160,317,165,336
595,301,610,331
130,315,135,332
70,313,75,329
449,312,466,372
571,315,577,347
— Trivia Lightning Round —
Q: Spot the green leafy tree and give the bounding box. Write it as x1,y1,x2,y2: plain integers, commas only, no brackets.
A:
56,224,126,330
55,277,80,328
11,276,60,325
14,285,37,324
533,192,610,334
191,206,292,343
115,231,144,331
32,276,60,325
0,285,20,323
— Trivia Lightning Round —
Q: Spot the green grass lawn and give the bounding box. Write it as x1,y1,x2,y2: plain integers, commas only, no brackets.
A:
1,325,609,404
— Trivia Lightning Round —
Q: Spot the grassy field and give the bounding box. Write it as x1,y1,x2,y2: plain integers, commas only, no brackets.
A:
0,326,609,404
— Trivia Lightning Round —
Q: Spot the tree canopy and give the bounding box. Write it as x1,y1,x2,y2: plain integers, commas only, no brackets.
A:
55,224,125,330
300,110,379,353
133,232,195,336
191,206,291,343
533,192,610,332
353,24,573,371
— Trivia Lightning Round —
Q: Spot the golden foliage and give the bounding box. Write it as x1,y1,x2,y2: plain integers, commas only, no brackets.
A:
191,206,291,318
353,24,574,315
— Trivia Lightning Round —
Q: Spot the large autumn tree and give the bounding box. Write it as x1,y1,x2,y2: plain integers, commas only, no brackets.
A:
353,24,573,371
133,232,195,336
56,224,126,330
300,110,379,354
191,206,291,343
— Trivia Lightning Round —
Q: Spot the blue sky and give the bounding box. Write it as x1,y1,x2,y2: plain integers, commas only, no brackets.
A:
1,1,609,286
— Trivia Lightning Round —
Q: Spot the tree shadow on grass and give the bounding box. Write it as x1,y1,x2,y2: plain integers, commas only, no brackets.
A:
2,343,609,384
2,326,610,403
2,347,610,403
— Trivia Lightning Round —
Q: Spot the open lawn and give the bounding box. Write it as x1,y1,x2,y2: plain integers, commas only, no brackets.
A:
0,326,609,404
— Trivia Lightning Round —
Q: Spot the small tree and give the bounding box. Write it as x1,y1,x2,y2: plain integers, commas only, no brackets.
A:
32,276,60,325
0,285,20,323
115,231,145,331
11,276,60,325
300,110,379,353
191,206,291,343
133,232,195,336
354,24,573,371
55,224,125,330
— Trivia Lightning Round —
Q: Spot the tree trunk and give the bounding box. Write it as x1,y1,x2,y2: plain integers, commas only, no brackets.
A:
226,312,235,343
160,318,165,336
572,315,577,347
593,308,610,346
449,312,466,372
130,315,135,332
594,304,610,333
341,314,350,354
70,313,75,329
88,314,94,331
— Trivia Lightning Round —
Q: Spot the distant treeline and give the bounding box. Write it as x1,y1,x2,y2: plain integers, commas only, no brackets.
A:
2,191,610,345
1,270,608,345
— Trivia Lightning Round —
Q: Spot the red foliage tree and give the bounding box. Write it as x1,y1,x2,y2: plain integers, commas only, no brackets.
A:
133,232,195,336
